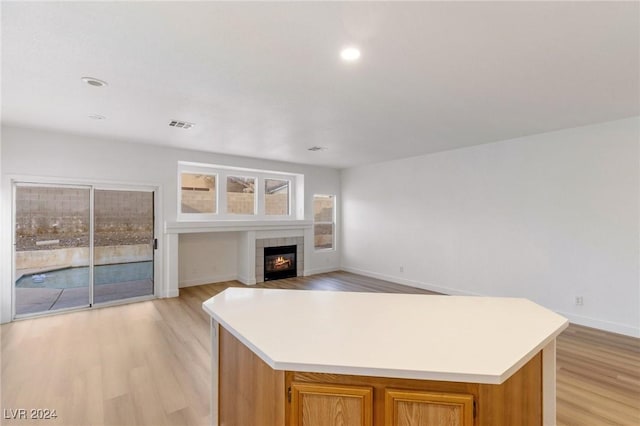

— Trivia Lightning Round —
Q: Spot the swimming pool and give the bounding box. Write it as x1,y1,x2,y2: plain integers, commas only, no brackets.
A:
16,261,153,289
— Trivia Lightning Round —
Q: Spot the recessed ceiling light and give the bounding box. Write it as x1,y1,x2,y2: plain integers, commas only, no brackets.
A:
81,77,108,87
88,114,106,120
340,47,361,62
308,146,328,152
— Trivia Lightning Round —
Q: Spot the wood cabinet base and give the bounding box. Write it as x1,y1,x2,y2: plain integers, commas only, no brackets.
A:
218,327,542,426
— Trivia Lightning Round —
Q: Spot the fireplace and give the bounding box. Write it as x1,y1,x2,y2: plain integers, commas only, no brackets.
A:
264,245,297,281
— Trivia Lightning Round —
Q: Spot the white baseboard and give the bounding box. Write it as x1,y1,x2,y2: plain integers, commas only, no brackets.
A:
341,266,640,339
340,266,482,296
306,266,341,276
556,310,640,338
236,273,257,286
163,289,180,298
179,273,238,288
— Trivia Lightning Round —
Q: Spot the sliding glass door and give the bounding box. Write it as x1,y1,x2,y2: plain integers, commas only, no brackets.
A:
93,189,154,304
13,183,156,317
14,184,91,315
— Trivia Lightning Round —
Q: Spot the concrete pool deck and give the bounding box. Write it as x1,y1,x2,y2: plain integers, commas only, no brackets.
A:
15,279,154,316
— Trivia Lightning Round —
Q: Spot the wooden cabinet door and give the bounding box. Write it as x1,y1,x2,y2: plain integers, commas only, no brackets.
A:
290,382,373,426
385,389,474,426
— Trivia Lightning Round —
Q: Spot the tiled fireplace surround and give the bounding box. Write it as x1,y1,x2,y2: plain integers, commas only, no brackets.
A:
165,220,313,295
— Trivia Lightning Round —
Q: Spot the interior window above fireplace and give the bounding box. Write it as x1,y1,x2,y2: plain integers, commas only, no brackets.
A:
180,173,217,214
265,179,290,216
227,176,256,215
177,161,303,221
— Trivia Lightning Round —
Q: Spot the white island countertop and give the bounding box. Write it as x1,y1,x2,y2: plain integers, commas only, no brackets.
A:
203,288,568,384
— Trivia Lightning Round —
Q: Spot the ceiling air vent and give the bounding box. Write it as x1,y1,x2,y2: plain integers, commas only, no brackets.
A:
169,120,195,130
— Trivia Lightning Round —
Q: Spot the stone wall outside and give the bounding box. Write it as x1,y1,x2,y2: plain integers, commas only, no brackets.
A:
15,244,153,271
15,187,153,251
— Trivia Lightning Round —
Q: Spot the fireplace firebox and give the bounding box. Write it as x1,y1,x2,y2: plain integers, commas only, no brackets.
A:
264,245,297,281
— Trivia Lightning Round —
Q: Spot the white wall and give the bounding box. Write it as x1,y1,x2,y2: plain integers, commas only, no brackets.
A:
0,125,341,322
341,117,640,337
0,128,4,322
178,232,239,287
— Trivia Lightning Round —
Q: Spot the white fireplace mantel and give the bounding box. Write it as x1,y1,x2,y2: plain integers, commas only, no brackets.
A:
164,220,314,296
165,220,313,234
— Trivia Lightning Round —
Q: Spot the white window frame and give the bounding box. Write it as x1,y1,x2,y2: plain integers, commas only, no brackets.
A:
177,161,301,221
313,194,336,251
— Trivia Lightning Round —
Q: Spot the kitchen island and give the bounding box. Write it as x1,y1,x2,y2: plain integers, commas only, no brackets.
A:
203,288,568,426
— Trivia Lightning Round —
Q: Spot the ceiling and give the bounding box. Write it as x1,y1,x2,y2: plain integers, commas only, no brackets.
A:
2,1,638,169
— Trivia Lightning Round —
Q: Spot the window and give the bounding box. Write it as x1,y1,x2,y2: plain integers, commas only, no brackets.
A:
177,161,302,221
313,194,335,250
227,176,256,215
181,173,216,214
265,179,290,216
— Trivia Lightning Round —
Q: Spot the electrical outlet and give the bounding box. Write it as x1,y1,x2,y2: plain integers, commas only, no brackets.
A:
399,266,404,273
575,296,584,306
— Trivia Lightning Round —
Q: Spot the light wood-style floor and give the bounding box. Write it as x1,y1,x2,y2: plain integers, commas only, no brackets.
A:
1,271,638,425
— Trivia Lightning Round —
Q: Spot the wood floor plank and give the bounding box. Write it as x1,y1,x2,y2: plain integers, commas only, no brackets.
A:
1,271,638,425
